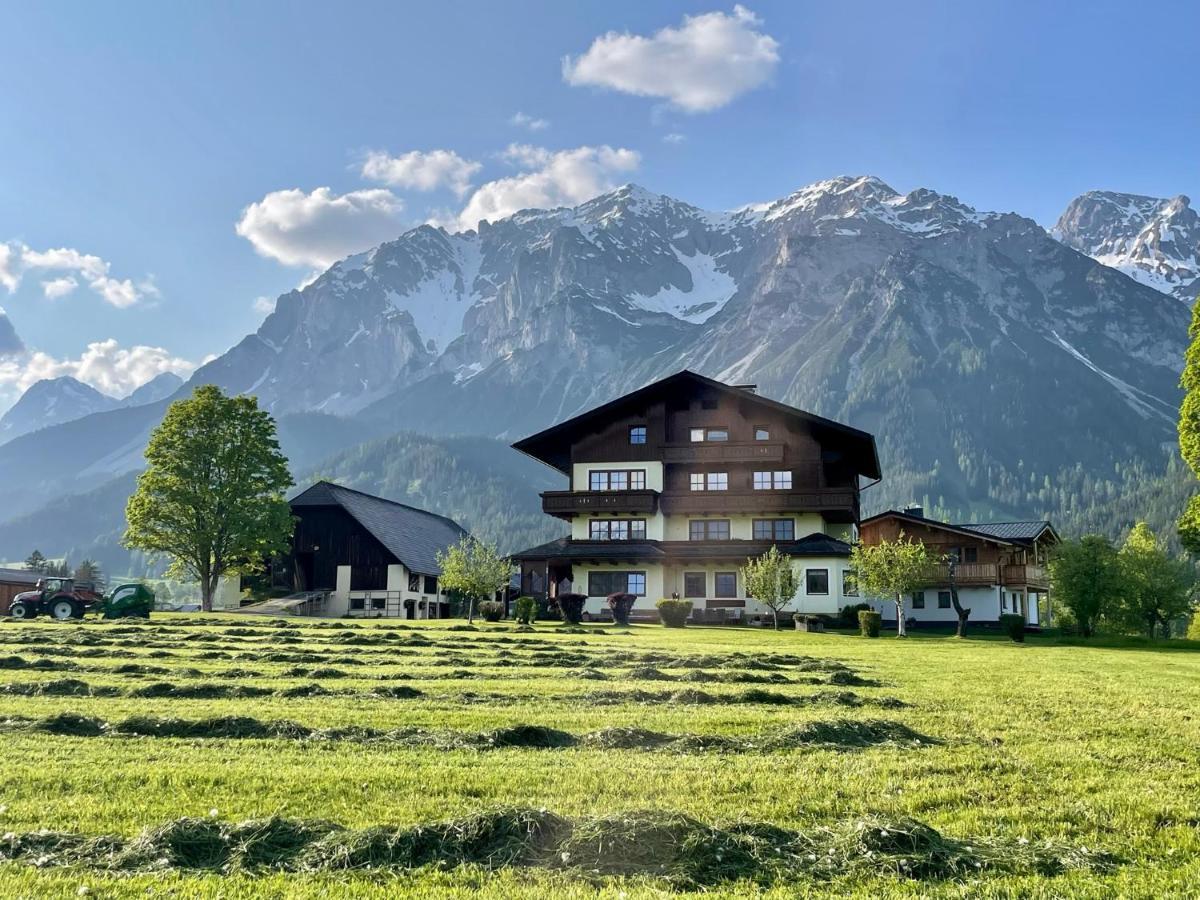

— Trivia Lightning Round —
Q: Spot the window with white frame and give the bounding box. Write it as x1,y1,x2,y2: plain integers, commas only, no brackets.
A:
843,569,858,596
806,569,829,595
706,472,728,491
753,470,793,490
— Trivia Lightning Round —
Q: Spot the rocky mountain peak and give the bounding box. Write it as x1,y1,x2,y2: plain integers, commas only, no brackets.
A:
1054,190,1200,303
0,376,119,445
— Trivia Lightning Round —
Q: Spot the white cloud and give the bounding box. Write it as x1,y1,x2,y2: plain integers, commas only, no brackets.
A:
457,144,640,230
252,295,276,315
361,149,482,198
663,132,687,144
0,242,153,308
41,276,79,299
562,6,780,113
510,111,550,131
0,338,195,399
235,187,405,268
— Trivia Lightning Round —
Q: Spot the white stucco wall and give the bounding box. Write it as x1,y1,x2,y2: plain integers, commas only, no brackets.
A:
662,512,828,541
864,585,1003,623
571,511,667,541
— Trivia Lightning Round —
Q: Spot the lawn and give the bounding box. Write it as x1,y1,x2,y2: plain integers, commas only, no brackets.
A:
0,615,1196,898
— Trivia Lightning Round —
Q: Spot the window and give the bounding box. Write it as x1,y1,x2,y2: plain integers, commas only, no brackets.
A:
714,571,737,598
424,575,437,594
912,590,925,609
806,569,829,595
754,426,770,440
689,473,704,491
629,425,646,444
689,427,729,441
589,519,646,540
753,519,795,540
371,596,386,610
843,569,858,596
690,427,705,442
706,472,728,491
350,596,365,611
938,591,952,609
683,572,706,598
589,469,645,491
963,546,978,563
689,519,730,540
753,470,792,489
587,571,646,597
407,572,420,592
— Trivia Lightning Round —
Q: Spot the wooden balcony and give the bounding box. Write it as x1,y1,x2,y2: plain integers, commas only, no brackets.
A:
659,489,858,519
1003,564,1050,589
661,441,785,464
919,563,999,587
541,489,659,519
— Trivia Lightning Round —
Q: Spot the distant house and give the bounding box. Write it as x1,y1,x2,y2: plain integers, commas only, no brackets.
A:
509,370,881,624
858,507,1059,626
0,567,41,615
217,481,469,618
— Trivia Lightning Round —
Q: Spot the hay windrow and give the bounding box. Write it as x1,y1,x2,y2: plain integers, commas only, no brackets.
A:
0,809,1117,883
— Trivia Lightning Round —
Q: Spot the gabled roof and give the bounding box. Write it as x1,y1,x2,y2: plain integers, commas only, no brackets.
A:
511,369,881,480
0,567,41,586
289,481,470,576
958,521,1059,545
511,532,852,562
861,510,1059,547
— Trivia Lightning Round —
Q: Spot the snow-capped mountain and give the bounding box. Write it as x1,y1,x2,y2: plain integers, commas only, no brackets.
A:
0,376,120,444
1055,191,1200,303
0,175,1190,535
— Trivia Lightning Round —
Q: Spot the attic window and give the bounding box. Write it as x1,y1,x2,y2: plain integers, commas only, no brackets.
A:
629,425,647,444
754,426,770,441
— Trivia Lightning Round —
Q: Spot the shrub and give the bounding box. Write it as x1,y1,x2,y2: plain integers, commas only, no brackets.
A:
607,592,636,626
840,602,872,629
999,614,1026,643
513,596,538,625
555,593,587,625
478,601,504,623
656,599,693,628
858,610,882,638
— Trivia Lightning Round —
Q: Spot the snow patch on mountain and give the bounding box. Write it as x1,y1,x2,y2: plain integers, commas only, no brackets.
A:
628,248,738,323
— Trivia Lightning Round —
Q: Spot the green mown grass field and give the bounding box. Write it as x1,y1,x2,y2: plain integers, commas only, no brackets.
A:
0,615,1196,898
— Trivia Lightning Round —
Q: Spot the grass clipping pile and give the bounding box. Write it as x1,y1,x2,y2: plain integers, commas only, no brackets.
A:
0,808,1114,886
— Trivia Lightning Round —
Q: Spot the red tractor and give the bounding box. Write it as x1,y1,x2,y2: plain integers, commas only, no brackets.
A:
8,578,105,620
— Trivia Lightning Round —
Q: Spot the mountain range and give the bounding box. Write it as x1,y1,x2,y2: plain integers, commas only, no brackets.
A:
0,175,1194,570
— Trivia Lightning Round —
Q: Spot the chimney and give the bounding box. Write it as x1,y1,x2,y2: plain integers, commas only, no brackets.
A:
903,505,924,519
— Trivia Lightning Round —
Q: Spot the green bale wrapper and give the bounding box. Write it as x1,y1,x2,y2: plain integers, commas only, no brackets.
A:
101,583,155,619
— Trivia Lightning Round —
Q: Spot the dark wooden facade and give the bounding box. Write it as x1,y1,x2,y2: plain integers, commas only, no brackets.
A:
537,379,867,524
289,505,395,592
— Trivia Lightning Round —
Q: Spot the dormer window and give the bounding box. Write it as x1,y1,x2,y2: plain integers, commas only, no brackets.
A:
629,425,646,444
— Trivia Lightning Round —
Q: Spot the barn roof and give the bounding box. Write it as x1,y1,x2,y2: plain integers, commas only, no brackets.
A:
0,567,41,586
289,481,470,576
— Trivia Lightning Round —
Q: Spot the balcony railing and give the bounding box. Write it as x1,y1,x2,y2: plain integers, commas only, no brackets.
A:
661,441,785,464
1003,564,1049,587
541,489,660,518
659,489,857,516
920,563,999,586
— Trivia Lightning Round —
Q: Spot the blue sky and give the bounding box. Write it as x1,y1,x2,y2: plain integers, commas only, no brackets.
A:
1,0,1197,405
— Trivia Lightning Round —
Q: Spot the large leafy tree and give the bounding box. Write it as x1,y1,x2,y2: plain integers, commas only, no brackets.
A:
1178,301,1200,552
1047,534,1121,637
436,537,511,624
741,545,799,631
1113,522,1195,637
123,385,294,611
849,536,930,637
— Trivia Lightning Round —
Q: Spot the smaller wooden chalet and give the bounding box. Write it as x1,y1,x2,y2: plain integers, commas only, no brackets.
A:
0,567,41,615
859,507,1059,626
219,481,469,618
